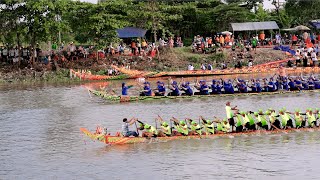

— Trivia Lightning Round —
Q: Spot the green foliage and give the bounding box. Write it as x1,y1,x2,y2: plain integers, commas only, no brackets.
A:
0,0,319,48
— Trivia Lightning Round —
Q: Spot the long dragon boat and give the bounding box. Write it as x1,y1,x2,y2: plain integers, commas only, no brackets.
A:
80,127,320,146
111,65,320,78
89,89,320,103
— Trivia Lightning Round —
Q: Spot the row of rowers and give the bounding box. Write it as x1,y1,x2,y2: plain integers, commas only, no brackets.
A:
121,103,320,138
121,76,320,96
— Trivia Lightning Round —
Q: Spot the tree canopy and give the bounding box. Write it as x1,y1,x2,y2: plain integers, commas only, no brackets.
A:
0,0,319,47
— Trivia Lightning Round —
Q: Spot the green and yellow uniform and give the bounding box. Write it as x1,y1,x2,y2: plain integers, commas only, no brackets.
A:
176,121,188,136
160,122,171,136
204,120,215,135
144,124,158,135
307,109,316,127
191,121,202,135
294,111,303,128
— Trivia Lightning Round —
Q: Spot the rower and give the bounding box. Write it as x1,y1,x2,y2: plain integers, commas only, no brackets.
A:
256,110,269,130
122,118,139,137
267,77,277,92
250,79,257,92
142,124,158,138
180,82,193,96
223,79,235,94
216,118,230,133
196,80,209,95
308,78,315,90
140,82,152,96
171,117,188,136
294,109,304,129
306,108,316,127
268,108,282,130
188,119,202,135
256,79,262,92
216,80,223,94
211,80,218,94
154,81,166,96
200,116,215,135
121,82,133,96
294,77,303,91
225,101,237,132
237,79,248,93
168,81,180,96
235,112,244,132
157,116,172,137
240,111,250,130
279,109,293,129
288,78,295,91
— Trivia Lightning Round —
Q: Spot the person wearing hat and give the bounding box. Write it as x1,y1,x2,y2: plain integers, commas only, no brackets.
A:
121,82,133,96
171,117,188,136
154,81,166,96
293,109,304,129
187,119,202,135
279,109,294,129
142,124,158,138
225,101,238,132
306,108,316,127
122,118,139,137
168,80,180,96
140,82,152,96
156,115,172,137
180,81,193,96
235,111,244,132
211,80,218,94
267,77,277,92
256,110,269,130
200,116,215,135
199,80,209,95
216,118,230,133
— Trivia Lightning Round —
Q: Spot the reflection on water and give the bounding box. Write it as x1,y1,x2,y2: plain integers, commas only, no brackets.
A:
0,81,320,179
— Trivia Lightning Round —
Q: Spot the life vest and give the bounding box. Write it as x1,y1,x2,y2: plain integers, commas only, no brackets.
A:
307,113,316,126
204,123,214,134
280,114,290,126
147,126,158,135
236,115,243,127
191,124,202,135
161,125,171,135
294,114,303,127
177,124,188,135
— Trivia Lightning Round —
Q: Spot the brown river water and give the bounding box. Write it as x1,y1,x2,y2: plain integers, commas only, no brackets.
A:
0,76,320,179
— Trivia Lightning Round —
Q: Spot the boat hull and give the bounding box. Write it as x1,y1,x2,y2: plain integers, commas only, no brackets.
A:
90,89,320,102
80,127,320,146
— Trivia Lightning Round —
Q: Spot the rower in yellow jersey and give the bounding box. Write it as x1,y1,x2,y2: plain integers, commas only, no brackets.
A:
156,116,172,137
142,124,158,138
200,116,215,135
171,117,189,136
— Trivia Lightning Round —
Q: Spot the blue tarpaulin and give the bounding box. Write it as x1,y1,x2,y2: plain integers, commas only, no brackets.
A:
309,20,320,29
273,45,296,56
116,27,147,38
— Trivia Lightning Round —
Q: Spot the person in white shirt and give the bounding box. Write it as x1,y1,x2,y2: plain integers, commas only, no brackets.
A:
187,64,194,71
311,50,318,67
295,49,301,66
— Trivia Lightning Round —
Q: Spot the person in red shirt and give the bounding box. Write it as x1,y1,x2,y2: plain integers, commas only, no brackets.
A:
292,34,298,45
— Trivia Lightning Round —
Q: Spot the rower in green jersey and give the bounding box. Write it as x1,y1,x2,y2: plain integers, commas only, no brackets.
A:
171,117,189,136
200,116,215,135
235,112,244,132
240,111,250,130
142,124,158,138
156,116,172,137
189,120,202,135
216,118,231,133
306,108,316,128
278,109,289,129
256,110,269,130
268,108,281,130
294,109,304,129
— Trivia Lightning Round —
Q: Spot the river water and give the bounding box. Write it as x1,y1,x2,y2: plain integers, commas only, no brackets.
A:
0,80,320,179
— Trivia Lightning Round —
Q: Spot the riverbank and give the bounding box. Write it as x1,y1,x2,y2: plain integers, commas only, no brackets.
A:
0,47,288,84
